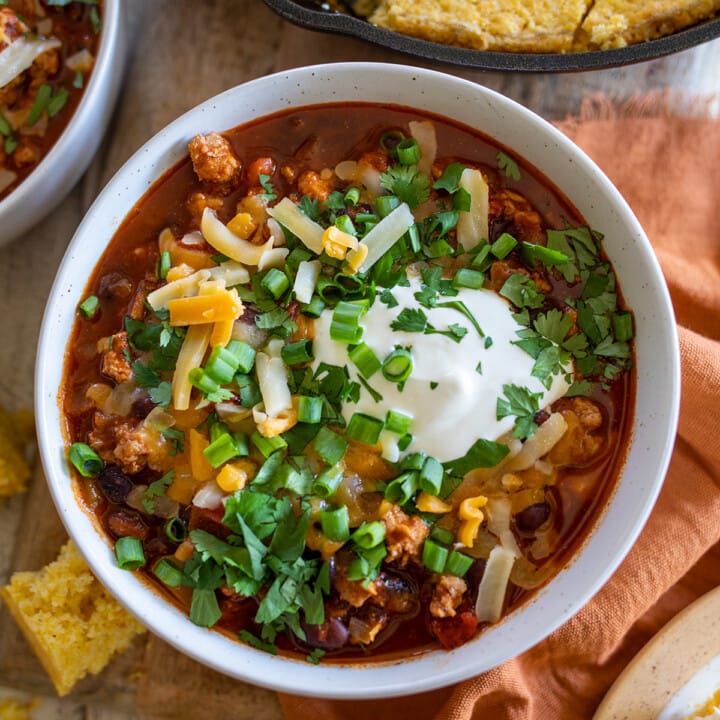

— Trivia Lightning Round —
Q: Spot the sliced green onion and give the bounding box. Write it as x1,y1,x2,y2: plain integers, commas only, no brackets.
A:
419,456,444,495
375,194,401,219
251,431,288,459
320,506,350,542
297,395,322,423
384,470,418,505
115,537,145,571
333,272,365,297
261,268,290,299
188,367,222,397
312,427,348,465
203,432,240,468
400,452,426,471
397,433,413,451
348,342,381,378
281,339,314,365
228,340,256,374
344,187,361,206
396,137,421,165
330,301,365,343
232,432,249,457
316,276,344,303
158,251,172,280
452,268,485,290
286,246,313,272
47,87,69,118
78,295,99,318
154,557,185,586
189,587,221,628
613,311,634,342
425,238,454,259
382,348,413,383
300,294,326,318
164,517,188,543
73,70,84,89
351,521,386,549
422,538,448,574
406,223,421,253
0,112,11,136
520,241,569,267
68,442,103,477
312,465,343,498
430,526,455,545
345,412,384,445
235,374,262,408
380,130,405,151
335,214,356,236
453,187,472,212
385,409,412,435
445,550,474,578
470,241,493,271
205,346,240,385
491,232,517,259
26,83,52,126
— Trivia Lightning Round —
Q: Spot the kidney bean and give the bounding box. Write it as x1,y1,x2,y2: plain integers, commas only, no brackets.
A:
515,502,551,533
97,465,133,504
105,508,149,540
303,617,350,650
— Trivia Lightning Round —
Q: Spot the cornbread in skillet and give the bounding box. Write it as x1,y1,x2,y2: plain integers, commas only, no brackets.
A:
576,0,720,49
0,540,145,696
368,0,592,52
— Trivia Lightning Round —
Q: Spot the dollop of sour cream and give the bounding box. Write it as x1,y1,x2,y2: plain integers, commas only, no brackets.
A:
312,276,571,463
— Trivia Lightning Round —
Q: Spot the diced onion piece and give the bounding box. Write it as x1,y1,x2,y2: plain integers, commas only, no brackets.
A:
358,162,382,198
510,556,554,590
101,382,145,417
147,267,212,310
506,412,567,472
475,545,516,623
457,168,489,251
201,208,274,265
258,247,289,271
356,203,415,274
0,36,61,89
65,48,94,73
172,324,212,411
215,402,252,427
193,480,226,509
409,120,437,176
0,168,18,195
267,197,324,255
293,259,321,304
143,406,176,432
255,349,292,418
486,497,522,558
207,261,250,287
379,430,400,463
334,160,357,181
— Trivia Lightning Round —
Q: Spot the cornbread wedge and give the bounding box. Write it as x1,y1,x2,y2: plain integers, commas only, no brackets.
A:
368,0,593,53
576,0,720,49
0,541,145,696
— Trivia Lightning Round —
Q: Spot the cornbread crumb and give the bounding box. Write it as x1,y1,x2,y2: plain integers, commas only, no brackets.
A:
368,0,592,53
0,540,145,696
577,0,720,49
0,698,38,720
0,405,34,498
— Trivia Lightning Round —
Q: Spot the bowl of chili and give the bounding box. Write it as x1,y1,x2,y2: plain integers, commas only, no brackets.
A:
0,0,125,246
35,62,680,697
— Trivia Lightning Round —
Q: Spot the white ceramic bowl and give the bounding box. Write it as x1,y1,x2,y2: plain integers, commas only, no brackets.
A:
35,63,680,699
0,0,125,246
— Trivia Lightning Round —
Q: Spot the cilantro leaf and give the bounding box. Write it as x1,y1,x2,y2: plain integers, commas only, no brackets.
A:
391,307,428,333
496,384,542,439
132,360,161,388
149,380,172,408
499,274,545,309
497,151,521,181
379,165,430,209
142,470,174,513
257,174,277,202
379,289,398,308
533,308,572,345
239,630,278,655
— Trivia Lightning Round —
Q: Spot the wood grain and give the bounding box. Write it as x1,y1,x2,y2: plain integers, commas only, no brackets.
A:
0,0,718,717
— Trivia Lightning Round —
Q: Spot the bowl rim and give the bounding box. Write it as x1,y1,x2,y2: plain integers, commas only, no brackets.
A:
34,61,681,699
0,0,122,237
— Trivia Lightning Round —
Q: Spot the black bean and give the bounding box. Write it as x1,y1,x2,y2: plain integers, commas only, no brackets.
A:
515,502,551,533
105,508,149,540
131,395,156,419
97,465,133,504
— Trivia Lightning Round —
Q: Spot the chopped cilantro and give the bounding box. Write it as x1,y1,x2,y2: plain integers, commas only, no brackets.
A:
444,438,510,476
142,471,174,513
149,380,172,409
379,288,398,308
534,308,572,345
257,174,277,202
306,648,326,665
239,630,278,655
497,151,521,181
391,307,428,333
499,274,544,309
496,384,542,439
379,165,430,209
432,162,467,193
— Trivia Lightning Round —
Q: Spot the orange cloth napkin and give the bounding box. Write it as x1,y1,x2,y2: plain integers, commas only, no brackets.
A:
279,110,720,719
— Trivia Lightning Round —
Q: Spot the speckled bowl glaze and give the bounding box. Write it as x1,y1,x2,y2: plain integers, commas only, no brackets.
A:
0,0,125,246
35,63,680,699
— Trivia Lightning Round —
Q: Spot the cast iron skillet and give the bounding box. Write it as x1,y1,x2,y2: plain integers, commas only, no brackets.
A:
263,0,720,72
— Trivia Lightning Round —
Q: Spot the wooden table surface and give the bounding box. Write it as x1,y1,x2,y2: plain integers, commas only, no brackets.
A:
1,1,719,717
